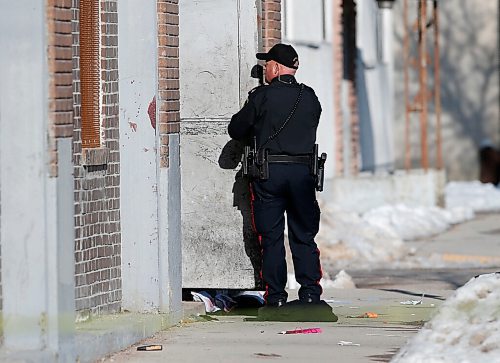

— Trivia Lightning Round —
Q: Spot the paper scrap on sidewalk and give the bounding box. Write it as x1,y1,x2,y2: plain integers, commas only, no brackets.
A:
338,341,361,346
400,294,424,305
279,328,322,335
400,299,422,305
191,291,221,313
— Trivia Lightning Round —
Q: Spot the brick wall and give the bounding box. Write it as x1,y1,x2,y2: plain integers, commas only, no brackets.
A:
48,0,74,177
343,0,360,175
72,0,122,317
157,0,180,169
333,0,344,175
333,0,359,175
261,0,282,50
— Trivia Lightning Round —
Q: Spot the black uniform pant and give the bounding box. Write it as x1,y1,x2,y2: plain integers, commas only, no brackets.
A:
251,163,323,305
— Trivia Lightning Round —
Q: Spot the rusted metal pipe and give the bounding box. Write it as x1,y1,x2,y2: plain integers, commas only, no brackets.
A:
403,0,411,171
418,0,429,170
433,0,443,170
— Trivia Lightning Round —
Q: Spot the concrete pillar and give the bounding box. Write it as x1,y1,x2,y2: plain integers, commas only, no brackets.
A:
118,0,161,313
158,134,182,322
118,0,182,320
0,1,75,360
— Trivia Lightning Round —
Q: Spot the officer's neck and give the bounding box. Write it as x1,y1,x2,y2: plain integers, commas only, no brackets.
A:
271,74,296,85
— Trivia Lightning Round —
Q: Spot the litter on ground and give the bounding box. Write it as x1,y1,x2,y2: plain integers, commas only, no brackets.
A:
400,295,424,305
338,341,361,346
347,312,379,318
137,345,162,351
279,328,322,335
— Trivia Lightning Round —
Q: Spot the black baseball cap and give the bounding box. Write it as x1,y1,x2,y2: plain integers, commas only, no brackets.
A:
256,43,299,69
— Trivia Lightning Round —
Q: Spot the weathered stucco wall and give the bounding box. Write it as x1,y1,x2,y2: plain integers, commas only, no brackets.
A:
118,0,160,312
393,0,499,181
179,0,261,288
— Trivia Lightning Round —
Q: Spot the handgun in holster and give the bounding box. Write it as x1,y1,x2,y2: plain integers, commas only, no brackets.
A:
311,144,327,192
242,137,269,181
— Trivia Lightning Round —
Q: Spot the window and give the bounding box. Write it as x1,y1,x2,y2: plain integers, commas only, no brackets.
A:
79,0,101,148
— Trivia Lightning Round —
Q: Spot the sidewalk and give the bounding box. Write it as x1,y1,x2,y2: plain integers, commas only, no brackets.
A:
98,213,500,363
99,288,450,363
406,212,500,267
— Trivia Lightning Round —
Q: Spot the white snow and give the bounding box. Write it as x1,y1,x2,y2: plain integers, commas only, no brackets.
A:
363,204,474,241
316,203,408,265
392,273,500,363
322,269,356,289
445,181,500,212
316,200,473,268
286,269,356,290
312,181,500,268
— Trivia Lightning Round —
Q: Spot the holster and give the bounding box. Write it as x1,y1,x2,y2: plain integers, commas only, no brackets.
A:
242,138,269,181
311,144,327,192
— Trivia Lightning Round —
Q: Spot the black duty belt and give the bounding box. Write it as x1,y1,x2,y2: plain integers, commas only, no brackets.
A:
267,155,311,164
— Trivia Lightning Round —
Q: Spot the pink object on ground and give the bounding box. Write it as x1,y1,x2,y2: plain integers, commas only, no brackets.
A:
279,328,322,335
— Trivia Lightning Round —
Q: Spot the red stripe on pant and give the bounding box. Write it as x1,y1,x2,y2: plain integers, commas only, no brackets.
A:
316,247,324,295
249,182,269,303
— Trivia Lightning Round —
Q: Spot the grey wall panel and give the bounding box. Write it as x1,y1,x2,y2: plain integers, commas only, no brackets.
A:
118,0,160,311
180,0,260,288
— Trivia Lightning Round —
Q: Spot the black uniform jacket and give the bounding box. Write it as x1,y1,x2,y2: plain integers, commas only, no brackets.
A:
228,75,322,156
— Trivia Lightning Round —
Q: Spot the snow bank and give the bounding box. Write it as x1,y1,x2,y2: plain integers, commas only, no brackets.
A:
322,270,356,289
317,203,408,265
316,200,473,267
392,273,500,363
286,270,356,290
445,181,500,212
363,204,474,241
311,180,500,267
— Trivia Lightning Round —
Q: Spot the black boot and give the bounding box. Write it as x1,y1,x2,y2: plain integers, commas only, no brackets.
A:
257,299,338,322
257,298,286,320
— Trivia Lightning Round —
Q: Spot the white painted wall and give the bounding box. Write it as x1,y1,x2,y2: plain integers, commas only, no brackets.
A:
180,0,260,288
282,0,396,176
0,1,75,359
118,1,161,312
282,0,336,178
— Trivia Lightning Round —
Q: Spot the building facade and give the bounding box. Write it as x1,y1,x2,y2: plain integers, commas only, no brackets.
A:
0,0,282,360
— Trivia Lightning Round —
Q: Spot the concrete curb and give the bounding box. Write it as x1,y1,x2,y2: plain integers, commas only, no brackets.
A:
182,301,206,318
75,312,173,363
75,303,204,362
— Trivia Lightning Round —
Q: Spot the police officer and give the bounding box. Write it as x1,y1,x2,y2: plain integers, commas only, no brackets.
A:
228,43,324,308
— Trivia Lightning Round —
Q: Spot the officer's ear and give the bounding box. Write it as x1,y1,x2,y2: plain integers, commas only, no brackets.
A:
273,62,280,75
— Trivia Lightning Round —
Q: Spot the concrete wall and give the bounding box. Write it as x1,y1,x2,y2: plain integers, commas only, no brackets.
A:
325,169,446,214
118,0,160,312
393,0,499,181
179,0,260,288
0,2,75,358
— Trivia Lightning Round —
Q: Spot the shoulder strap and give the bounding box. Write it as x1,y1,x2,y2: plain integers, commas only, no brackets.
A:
258,84,305,152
